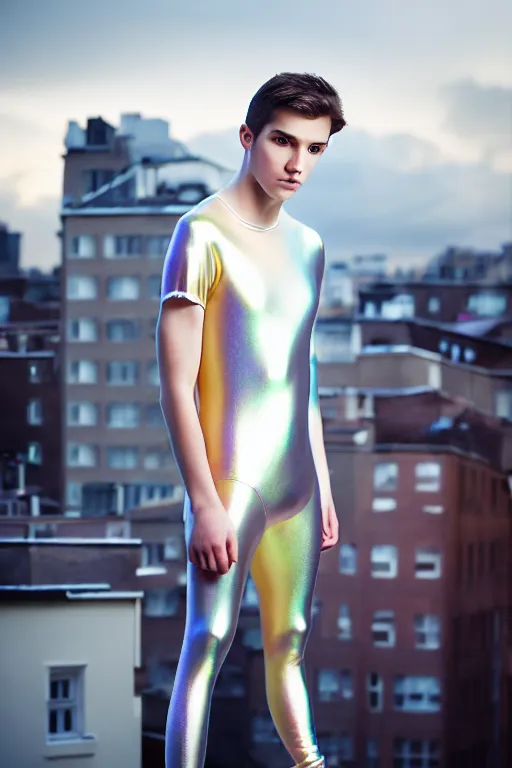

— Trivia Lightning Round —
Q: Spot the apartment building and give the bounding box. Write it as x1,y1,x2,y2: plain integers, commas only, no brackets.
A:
358,277,512,323
0,272,62,515
0,535,143,768
236,389,512,767
60,113,232,517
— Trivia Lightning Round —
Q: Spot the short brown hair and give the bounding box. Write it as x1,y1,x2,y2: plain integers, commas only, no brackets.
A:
245,72,346,141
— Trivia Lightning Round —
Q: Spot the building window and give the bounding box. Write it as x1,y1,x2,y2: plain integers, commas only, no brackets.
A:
28,360,50,383
146,403,164,427
373,462,398,491
393,739,440,767
107,447,138,469
67,443,97,468
67,360,98,384
243,627,263,650
67,318,97,343
147,235,170,258
415,462,441,492
428,296,440,314
27,441,42,465
104,235,142,258
148,275,161,300
414,615,441,650
107,403,140,429
27,398,42,425
164,537,181,560
67,402,98,427
143,449,172,470
340,670,353,700
467,292,506,317
47,666,85,741
66,275,97,300
107,276,140,300
367,673,383,712
252,715,280,744
393,676,441,712
148,361,160,386
69,235,96,259
143,588,179,617
339,544,357,575
371,611,396,647
318,669,341,702
495,390,512,420
464,347,476,363
107,361,138,385
66,482,82,508
142,543,165,566
366,738,379,768
415,548,442,579
106,319,139,342
372,498,396,512
371,546,398,579
338,604,352,640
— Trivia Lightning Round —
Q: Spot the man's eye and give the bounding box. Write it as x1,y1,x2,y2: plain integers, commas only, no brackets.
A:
274,137,288,145
309,146,322,154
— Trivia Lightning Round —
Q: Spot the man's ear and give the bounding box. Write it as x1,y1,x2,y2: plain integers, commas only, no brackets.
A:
239,124,254,150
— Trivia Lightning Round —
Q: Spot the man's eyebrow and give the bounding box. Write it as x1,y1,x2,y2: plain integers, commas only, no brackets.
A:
269,129,329,146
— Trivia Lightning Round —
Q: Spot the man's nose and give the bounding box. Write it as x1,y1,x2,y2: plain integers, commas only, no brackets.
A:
285,148,305,174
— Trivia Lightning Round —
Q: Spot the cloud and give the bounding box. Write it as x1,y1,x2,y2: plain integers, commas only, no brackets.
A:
440,79,512,168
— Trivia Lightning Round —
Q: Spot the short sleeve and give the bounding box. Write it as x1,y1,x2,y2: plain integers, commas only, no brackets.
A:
160,216,217,310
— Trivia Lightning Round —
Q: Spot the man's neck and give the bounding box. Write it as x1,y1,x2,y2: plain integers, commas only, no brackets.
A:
220,170,283,230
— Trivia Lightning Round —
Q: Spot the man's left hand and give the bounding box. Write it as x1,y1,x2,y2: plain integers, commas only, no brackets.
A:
320,492,339,551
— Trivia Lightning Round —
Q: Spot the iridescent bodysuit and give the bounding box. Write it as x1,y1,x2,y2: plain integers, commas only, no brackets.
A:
160,193,325,768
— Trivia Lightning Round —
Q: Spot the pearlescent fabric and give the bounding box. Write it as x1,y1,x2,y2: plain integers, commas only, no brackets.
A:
161,193,325,768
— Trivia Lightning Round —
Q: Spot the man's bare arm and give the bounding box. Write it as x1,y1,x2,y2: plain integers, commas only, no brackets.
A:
156,298,238,573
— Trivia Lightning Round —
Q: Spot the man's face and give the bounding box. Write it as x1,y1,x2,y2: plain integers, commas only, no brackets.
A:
244,108,331,200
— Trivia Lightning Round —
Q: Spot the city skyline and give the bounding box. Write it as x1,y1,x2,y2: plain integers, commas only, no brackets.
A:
1,0,511,271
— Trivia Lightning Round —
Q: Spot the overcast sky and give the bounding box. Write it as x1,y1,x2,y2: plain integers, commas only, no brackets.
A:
1,0,511,270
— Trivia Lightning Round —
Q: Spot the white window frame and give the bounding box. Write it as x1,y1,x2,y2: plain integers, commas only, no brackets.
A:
107,361,138,386
373,461,398,491
415,548,442,579
69,235,96,259
47,666,85,741
415,462,441,492
67,318,97,343
371,545,398,579
393,676,441,713
66,275,97,300
371,610,396,647
67,360,98,384
393,738,440,767
67,402,98,427
107,276,140,301
367,672,383,712
339,543,357,575
414,615,441,650
107,403,140,429
66,482,82,508
318,669,341,702
107,447,139,470
67,443,97,468
337,603,352,641
27,398,42,425
27,441,42,465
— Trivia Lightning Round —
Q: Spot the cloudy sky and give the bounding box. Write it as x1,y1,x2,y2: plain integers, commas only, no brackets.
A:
1,0,511,271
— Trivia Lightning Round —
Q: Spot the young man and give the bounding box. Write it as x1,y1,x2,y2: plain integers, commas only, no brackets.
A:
157,72,345,768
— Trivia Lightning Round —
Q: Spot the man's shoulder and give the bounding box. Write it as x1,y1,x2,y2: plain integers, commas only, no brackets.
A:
283,211,323,253
173,195,224,240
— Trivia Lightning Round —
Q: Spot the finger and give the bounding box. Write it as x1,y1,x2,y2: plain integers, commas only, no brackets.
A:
206,549,218,573
213,545,229,575
226,532,238,564
197,551,208,571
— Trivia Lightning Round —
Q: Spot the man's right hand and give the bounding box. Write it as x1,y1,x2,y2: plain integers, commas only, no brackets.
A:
188,503,239,575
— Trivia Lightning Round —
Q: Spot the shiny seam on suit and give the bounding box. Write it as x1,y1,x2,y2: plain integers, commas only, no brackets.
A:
160,193,326,768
